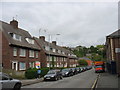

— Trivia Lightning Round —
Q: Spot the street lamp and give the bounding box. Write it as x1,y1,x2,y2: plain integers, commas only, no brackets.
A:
48,34,60,70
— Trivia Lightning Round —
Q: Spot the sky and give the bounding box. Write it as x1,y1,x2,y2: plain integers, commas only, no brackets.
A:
1,0,119,47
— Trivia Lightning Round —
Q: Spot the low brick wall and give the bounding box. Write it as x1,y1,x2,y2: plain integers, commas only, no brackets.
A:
2,69,25,79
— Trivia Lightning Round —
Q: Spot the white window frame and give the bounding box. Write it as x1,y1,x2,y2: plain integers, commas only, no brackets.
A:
53,49,56,52
26,38,34,44
13,47,17,56
29,50,34,57
19,49,26,57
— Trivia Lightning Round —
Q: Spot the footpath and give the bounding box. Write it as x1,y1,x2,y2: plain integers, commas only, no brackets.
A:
21,78,43,86
97,72,119,89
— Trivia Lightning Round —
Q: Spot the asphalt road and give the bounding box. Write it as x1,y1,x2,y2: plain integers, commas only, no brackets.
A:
22,69,98,88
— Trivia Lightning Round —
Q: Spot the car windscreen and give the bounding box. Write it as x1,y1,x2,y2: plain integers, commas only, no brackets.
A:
95,66,102,68
62,69,69,72
47,71,56,74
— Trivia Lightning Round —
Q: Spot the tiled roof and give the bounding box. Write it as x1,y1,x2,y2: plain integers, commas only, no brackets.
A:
107,29,120,38
34,37,77,58
0,20,40,50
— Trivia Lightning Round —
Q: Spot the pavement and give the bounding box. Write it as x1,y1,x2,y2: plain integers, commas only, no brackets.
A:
21,78,43,86
97,72,119,89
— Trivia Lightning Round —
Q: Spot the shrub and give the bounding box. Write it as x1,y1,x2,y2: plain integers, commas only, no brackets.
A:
25,68,37,79
78,59,88,66
40,67,49,77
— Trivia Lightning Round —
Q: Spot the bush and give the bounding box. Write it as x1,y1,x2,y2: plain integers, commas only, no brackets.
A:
25,68,37,79
40,67,49,77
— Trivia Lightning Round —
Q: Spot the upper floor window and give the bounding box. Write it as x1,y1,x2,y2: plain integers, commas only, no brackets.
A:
13,47,17,56
29,50,34,57
19,49,26,57
45,46,50,51
58,50,61,54
26,38,34,44
13,34,21,41
53,49,56,52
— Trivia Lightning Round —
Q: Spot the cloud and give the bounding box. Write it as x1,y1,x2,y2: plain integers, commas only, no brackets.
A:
1,2,118,47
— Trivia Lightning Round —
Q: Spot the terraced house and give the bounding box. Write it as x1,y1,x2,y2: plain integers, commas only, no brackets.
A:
106,29,120,76
34,36,78,68
1,19,41,71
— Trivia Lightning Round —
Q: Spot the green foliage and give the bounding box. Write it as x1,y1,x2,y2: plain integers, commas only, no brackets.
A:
73,45,106,61
40,67,49,77
78,59,88,66
25,68,37,79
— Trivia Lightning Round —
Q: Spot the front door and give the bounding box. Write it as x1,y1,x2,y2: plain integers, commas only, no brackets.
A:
12,61,18,71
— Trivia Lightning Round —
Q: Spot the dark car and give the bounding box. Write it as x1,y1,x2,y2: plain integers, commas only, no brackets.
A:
71,68,77,75
76,67,81,73
44,69,63,81
0,72,21,90
61,68,73,77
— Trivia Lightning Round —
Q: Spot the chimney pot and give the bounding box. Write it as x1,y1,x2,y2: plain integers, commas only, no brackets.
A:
10,19,18,28
52,41,57,45
39,36,45,41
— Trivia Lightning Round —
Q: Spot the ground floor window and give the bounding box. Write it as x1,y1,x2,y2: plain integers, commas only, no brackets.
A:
29,62,35,68
19,62,26,70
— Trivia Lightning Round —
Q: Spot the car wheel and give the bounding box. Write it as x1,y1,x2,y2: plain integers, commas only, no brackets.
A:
14,83,21,90
60,76,63,79
55,77,58,81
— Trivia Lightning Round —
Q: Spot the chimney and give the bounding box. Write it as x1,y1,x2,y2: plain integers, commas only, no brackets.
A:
52,41,57,45
39,36,45,41
10,19,18,28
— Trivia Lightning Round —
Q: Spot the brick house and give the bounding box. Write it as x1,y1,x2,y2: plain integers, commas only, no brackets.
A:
1,19,41,71
34,36,78,68
106,29,120,76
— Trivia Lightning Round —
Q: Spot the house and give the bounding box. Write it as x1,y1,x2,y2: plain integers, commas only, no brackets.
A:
34,36,78,68
1,19,41,71
106,29,120,76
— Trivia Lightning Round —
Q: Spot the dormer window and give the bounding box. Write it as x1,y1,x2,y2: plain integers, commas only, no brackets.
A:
45,46,50,51
13,34,21,41
58,50,61,54
53,49,56,52
26,38,34,44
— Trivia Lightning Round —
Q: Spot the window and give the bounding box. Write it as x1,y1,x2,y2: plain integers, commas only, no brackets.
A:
13,34,21,41
45,46,50,51
36,51,39,58
29,50,34,57
26,38,34,44
58,50,61,54
53,49,56,52
13,47,17,56
29,62,34,68
47,63,50,67
19,62,26,70
19,49,26,57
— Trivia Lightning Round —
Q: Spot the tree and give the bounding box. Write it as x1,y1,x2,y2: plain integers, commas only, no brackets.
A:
78,59,88,66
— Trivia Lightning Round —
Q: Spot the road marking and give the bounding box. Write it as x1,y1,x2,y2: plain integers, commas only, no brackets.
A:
91,74,100,90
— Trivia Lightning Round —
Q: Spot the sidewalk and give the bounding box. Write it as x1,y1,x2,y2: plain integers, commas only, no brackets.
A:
21,78,43,86
97,72,119,88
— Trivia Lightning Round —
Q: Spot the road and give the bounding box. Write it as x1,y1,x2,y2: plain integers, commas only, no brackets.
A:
22,69,98,88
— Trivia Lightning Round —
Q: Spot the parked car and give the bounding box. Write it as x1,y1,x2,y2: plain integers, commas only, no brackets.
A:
80,67,84,72
76,67,81,73
71,68,77,75
0,72,22,90
44,69,63,81
61,68,73,77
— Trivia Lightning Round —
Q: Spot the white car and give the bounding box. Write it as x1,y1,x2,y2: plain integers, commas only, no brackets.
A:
0,72,21,90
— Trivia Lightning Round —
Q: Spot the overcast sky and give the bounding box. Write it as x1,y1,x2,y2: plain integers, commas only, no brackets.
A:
1,0,118,47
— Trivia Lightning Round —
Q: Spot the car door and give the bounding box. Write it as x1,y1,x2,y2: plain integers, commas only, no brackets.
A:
1,74,14,89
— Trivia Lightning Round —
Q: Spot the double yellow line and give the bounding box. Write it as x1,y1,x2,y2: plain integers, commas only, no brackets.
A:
91,74,100,90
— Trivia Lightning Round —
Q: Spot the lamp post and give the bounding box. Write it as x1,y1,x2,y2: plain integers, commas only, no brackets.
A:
48,34,60,70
